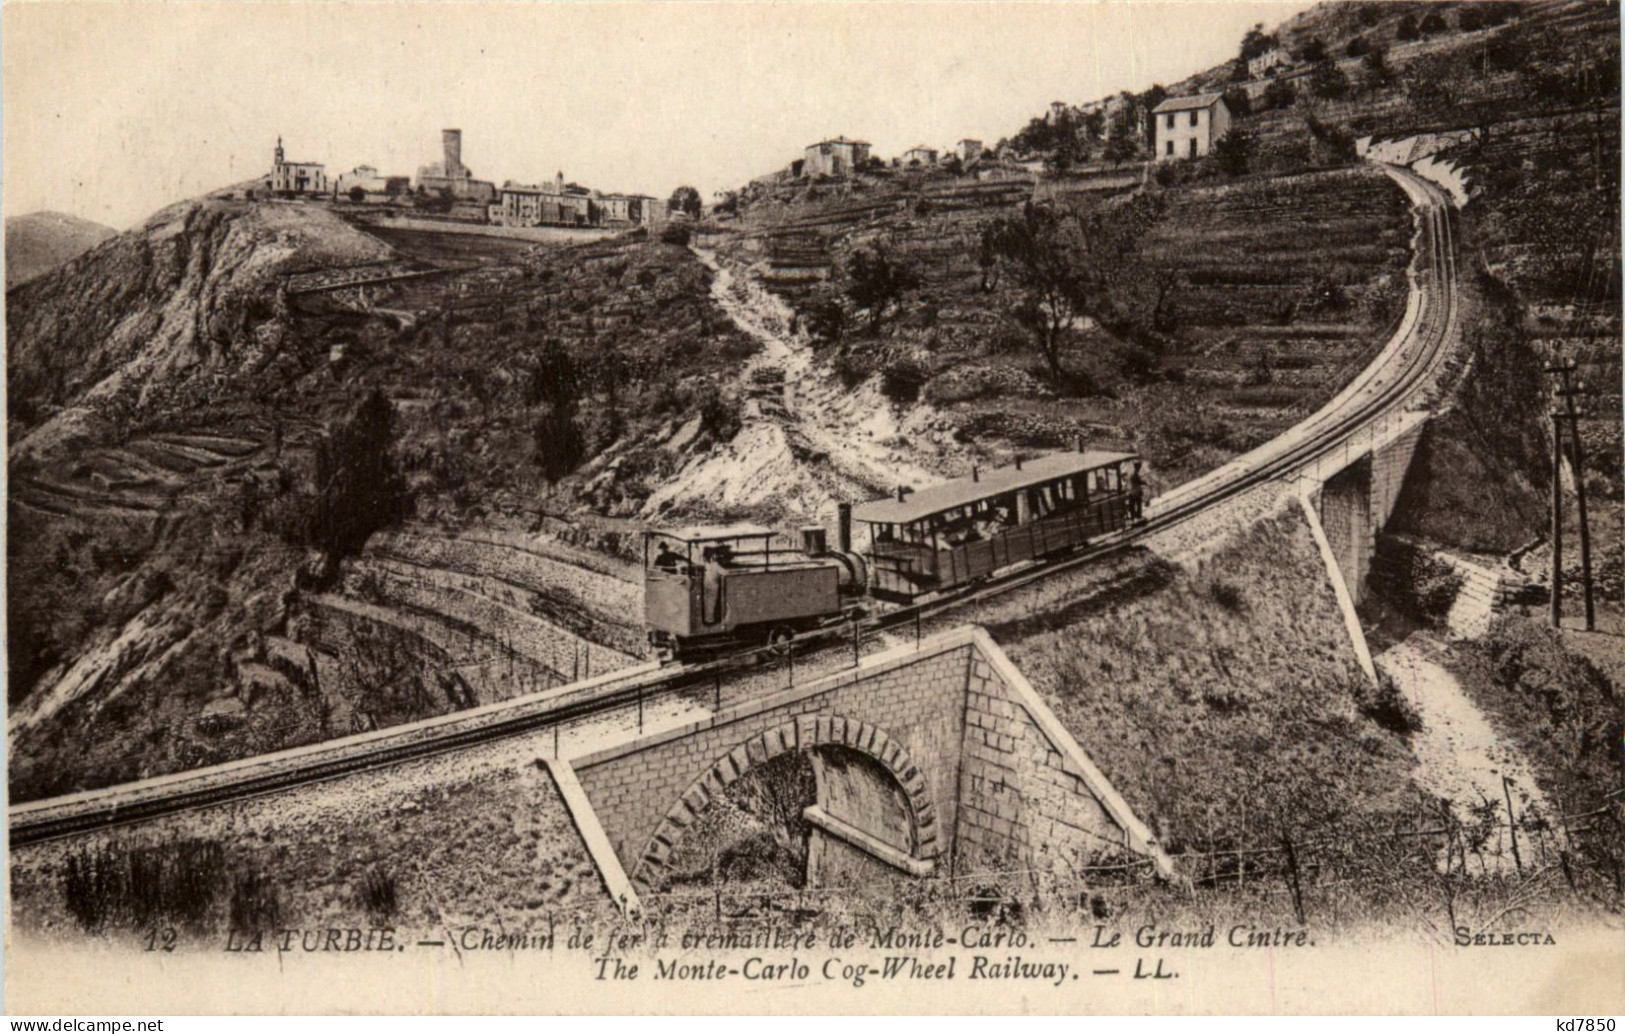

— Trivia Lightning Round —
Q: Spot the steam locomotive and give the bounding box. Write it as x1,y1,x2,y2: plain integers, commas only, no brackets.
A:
643,447,1144,661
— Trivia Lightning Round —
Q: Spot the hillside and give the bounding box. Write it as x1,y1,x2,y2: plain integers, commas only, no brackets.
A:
713,161,1410,493
5,211,116,288
5,202,784,800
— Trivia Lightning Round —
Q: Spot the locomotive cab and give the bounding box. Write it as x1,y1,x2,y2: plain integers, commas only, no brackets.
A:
643,524,852,662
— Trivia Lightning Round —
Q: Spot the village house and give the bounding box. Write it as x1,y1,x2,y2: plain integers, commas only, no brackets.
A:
957,138,984,164
802,136,871,178
334,164,409,198
266,137,327,195
1248,46,1293,79
597,193,658,227
902,145,939,166
415,128,496,202
1152,93,1231,161
495,176,593,227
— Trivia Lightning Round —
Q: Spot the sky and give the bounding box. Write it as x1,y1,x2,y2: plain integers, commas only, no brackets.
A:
4,0,1312,230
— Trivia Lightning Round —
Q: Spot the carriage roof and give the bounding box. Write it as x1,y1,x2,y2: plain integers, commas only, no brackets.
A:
852,450,1137,526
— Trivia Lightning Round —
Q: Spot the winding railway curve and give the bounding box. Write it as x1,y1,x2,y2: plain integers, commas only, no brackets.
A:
10,165,1462,847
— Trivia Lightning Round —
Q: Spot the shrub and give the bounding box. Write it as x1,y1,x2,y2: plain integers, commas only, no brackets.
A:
359,866,398,921
1355,673,1424,735
1395,14,1419,41
1213,128,1254,177
696,387,743,442
833,352,875,388
61,839,229,932
660,223,692,247
1310,61,1351,100
1208,579,1247,612
1263,78,1297,111
880,355,929,404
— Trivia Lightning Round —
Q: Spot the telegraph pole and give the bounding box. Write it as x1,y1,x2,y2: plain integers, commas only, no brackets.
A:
1549,404,1563,629
1546,359,1596,631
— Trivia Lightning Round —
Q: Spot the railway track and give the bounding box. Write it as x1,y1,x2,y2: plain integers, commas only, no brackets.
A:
9,166,1461,847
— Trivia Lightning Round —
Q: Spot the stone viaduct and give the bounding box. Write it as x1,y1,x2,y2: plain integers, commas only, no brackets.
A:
546,626,1173,915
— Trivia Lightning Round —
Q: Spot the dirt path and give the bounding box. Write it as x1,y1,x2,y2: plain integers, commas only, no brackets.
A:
640,247,945,523
1376,634,1552,866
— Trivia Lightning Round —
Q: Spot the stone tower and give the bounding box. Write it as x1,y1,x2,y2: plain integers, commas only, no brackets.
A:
442,129,464,178
275,136,284,167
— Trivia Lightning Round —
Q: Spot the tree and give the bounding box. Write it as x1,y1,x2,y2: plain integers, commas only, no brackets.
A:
1297,36,1328,63
668,185,702,218
525,338,580,409
1240,23,1278,61
982,197,1162,378
1213,127,1254,177
1418,10,1447,36
804,297,850,350
1221,86,1253,119
1263,77,1297,111
1346,35,1369,57
1104,107,1144,163
1363,45,1393,88
348,186,367,203
532,408,585,485
1310,60,1351,100
1395,14,1420,41
844,248,921,333
311,390,409,558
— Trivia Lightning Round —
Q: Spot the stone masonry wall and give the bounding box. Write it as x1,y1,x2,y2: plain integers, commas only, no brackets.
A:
956,652,1126,878
573,645,974,881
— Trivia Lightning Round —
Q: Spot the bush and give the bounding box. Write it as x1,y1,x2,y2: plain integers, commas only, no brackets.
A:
696,387,743,442
660,223,692,247
359,866,398,921
1355,673,1424,735
1213,128,1254,177
880,356,929,404
833,352,875,388
1310,61,1351,100
1208,579,1247,612
1263,78,1297,111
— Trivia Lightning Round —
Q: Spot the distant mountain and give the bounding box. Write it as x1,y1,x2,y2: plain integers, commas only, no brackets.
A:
5,210,116,288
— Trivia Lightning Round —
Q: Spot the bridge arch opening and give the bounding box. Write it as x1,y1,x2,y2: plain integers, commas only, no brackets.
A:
633,717,939,893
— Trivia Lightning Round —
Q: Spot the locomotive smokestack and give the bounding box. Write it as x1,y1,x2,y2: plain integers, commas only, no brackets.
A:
972,465,979,482
1015,454,1023,471
837,503,852,553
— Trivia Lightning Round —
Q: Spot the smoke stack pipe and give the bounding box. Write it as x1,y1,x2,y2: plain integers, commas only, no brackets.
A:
896,485,906,502
837,503,852,553
1015,454,1023,471
972,465,979,482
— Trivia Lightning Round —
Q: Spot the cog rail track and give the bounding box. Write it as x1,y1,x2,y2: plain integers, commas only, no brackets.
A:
9,168,1458,847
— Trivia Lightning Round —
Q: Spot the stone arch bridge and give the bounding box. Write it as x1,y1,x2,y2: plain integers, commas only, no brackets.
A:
545,627,1172,914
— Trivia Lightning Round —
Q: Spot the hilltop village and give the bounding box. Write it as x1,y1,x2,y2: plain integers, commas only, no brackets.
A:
264,128,662,231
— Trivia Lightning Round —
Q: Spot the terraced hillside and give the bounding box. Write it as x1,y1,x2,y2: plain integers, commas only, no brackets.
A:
716,162,1410,489
5,200,767,800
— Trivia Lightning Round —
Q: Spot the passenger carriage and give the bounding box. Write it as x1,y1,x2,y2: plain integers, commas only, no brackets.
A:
852,449,1143,602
